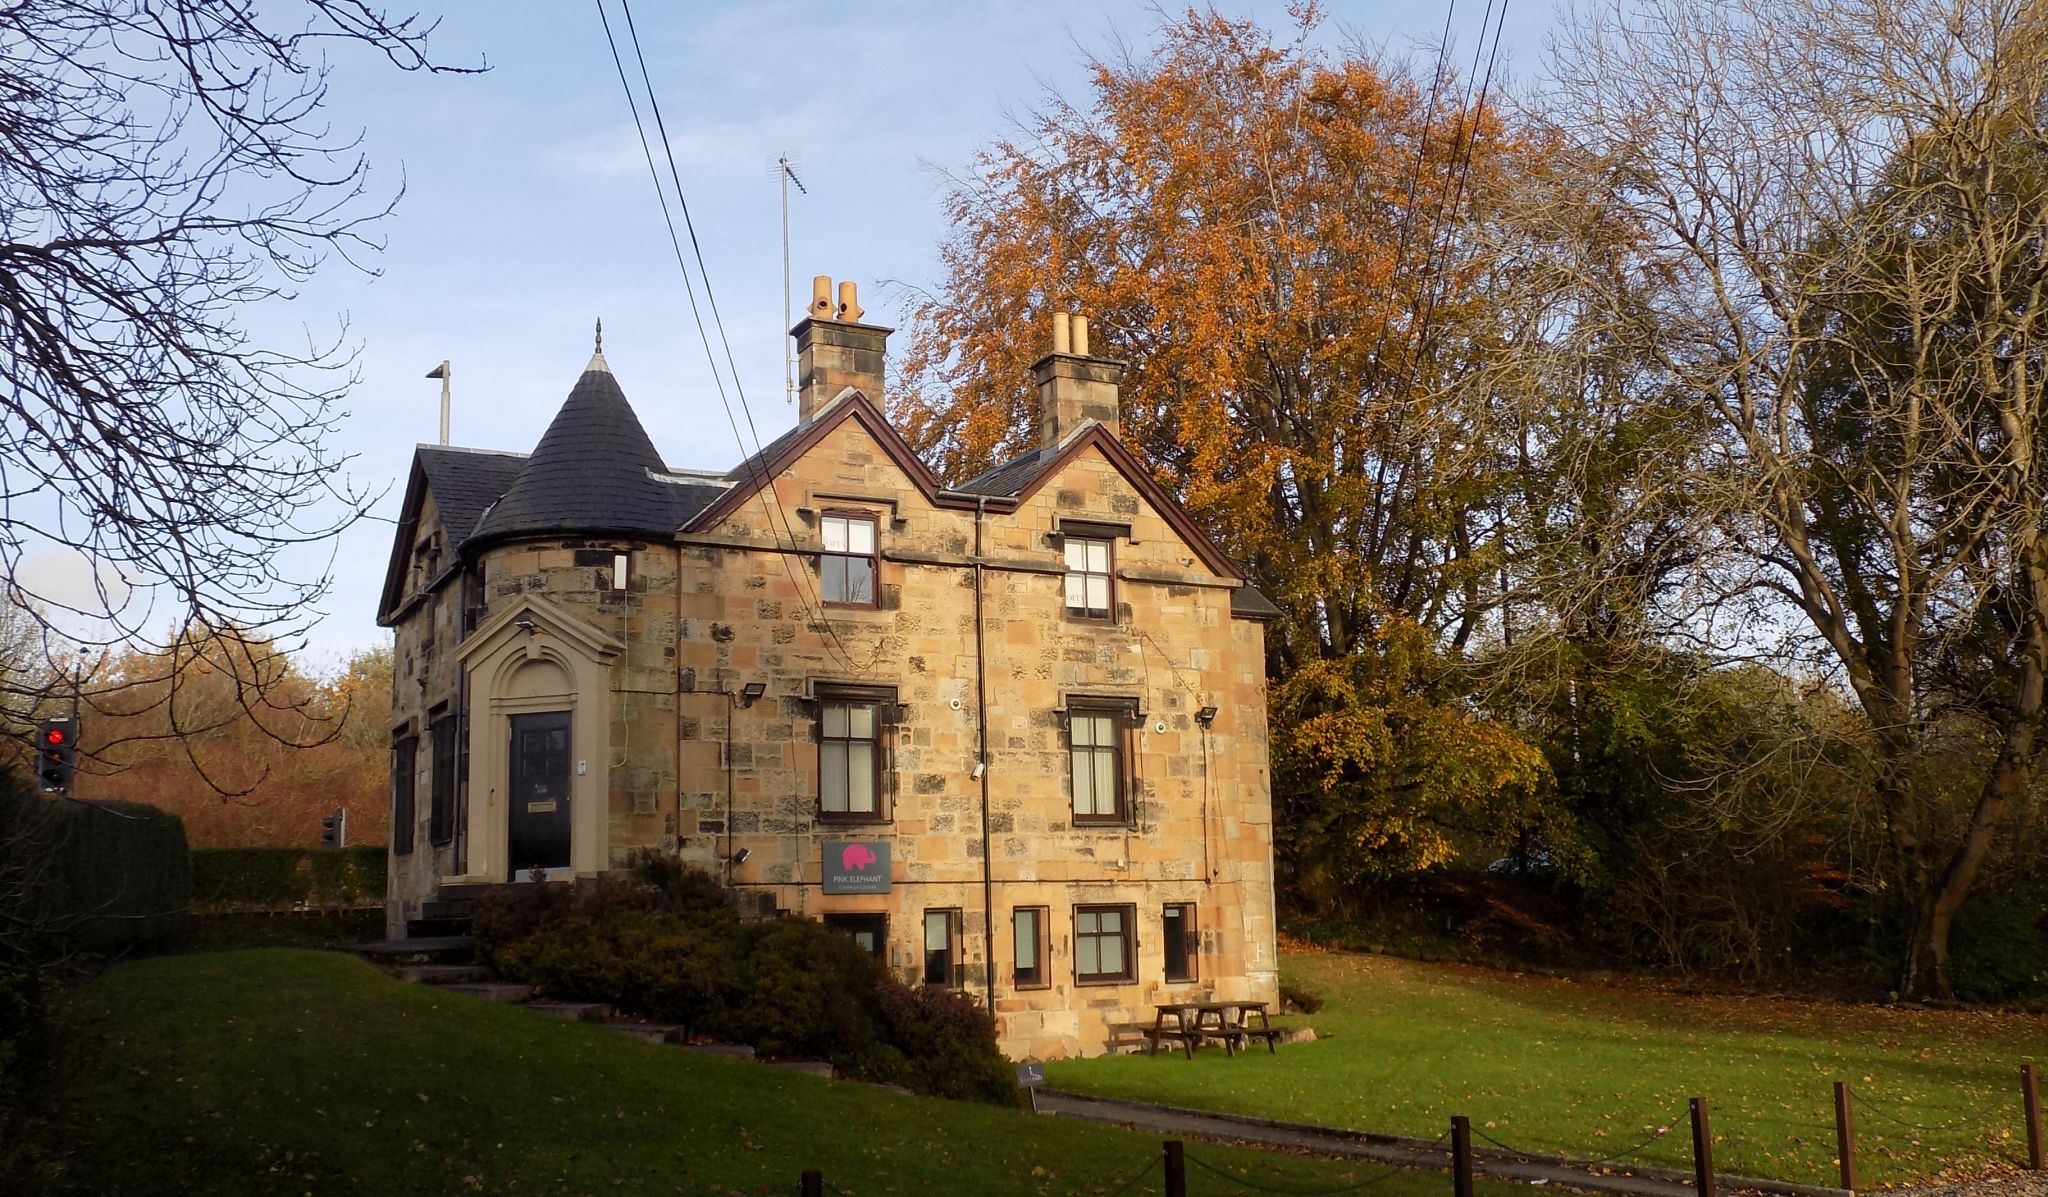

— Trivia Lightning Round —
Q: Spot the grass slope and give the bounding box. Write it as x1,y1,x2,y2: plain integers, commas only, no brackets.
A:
33,949,1500,1197
1048,949,2044,1188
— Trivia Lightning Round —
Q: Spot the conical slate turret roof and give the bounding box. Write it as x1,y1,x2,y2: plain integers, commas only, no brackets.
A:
470,351,686,546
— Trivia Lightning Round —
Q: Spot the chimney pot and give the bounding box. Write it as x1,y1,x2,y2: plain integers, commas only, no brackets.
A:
1031,309,1121,449
793,274,891,425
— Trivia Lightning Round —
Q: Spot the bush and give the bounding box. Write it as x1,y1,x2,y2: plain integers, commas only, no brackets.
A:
190,845,384,911
1,783,189,957
1279,978,1325,1014
480,867,1015,1104
873,982,1016,1104
1949,892,2048,1004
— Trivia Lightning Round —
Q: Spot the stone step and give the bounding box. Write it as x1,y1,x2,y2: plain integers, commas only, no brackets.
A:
394,963,489,985
406,915,473,939
440,982,533,1004
528,1000,610,1022
604,1021,685,1044
682,1043,756,1060
353,935,475,967
770,1060,833,1078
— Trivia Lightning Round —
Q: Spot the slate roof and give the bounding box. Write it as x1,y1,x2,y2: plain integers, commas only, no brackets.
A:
416,445,528,544
953,444,1053,498
471,352,713,547
1230,585,1285,621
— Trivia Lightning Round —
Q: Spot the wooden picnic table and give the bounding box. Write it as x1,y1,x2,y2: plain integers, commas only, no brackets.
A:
1145,999,1281,1058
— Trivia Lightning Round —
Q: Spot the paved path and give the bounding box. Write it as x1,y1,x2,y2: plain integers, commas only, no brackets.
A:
1037,1090,1848,1197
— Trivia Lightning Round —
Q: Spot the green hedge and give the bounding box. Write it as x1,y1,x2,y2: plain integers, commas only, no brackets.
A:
0,782,190,957
190,845,385,911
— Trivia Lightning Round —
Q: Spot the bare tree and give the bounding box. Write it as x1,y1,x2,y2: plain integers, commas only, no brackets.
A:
1513,0,2048,993
0,2,477,754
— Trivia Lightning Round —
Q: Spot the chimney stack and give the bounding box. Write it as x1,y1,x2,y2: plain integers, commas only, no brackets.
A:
793,275,891,424
1032,310,1123,450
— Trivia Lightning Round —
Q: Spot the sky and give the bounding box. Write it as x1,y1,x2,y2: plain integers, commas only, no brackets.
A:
26,0,1562,670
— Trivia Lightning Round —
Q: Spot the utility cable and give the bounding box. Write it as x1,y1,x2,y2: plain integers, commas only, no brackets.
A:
617,0,873,676
593,0,867,676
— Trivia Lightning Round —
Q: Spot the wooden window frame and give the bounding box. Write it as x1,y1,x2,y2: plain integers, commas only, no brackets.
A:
1066,700,1137,826
1074,903,1136,985
1012,905,1051,990
819,510,879,607
923,907,963,989
1062,534,1115,621
391,732,418,857
1162,902,1198,984
428,707,457,847
814,684,895,824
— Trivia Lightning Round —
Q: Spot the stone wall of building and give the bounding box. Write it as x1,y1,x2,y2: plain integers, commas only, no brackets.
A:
675,410,1276,1058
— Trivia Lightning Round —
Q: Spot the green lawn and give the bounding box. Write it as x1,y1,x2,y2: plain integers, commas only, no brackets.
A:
29,949,1512,1197
1047,949,2044,1188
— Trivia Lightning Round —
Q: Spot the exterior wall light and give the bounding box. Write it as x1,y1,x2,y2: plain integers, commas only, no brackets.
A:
738,681,767,708
1195,706,1219,726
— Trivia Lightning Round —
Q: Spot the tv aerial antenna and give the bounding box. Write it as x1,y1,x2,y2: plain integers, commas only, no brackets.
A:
771,151,809,405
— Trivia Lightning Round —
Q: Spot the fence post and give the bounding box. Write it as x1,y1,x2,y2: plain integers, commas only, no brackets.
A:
1165,1139,1187,1197
801,1170,822,1197
1452,1116,1474,1197
1691,1097,1716,1197
2025,1063,2044,1171
1834,1082,1856,1193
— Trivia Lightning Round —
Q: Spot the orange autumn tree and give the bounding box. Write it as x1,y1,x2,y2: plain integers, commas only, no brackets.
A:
66,627,392,847
896,7,1554,896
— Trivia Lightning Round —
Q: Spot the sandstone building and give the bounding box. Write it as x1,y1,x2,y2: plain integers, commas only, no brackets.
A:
377,285,1281,1058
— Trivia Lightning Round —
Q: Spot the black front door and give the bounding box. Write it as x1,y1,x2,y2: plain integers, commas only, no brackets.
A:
508,712,571,878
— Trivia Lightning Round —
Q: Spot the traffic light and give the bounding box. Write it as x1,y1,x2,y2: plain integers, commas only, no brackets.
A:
37,718,77,795
320,807,346,849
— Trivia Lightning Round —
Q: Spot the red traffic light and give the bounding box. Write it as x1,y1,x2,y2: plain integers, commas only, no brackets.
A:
44,726,68,746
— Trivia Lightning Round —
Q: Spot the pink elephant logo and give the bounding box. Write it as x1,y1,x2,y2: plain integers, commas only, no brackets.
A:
840,843,878,872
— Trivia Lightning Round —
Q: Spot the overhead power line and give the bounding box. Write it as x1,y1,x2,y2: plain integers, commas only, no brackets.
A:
592,0,868,675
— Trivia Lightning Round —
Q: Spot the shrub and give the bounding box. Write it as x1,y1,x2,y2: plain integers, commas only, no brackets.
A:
190,845,384,911
1949,892,2048,1004
481,869,1014,1103
873,982,1017,1104
1279,978,1325,1014
1,783,188,956
726,917,887,1064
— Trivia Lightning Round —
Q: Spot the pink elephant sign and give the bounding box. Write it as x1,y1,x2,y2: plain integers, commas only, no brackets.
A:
822,840,891,893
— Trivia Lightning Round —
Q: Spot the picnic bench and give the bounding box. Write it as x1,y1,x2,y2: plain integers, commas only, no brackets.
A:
1145,1000,1279,1058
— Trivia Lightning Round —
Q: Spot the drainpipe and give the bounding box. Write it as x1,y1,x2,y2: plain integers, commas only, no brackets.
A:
724,689,737,888
973,495,995,1016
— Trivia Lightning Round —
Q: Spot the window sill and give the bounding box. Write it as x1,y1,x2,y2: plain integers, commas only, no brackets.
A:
817,813,892,826
1070,818,1136,831
1075,974,1135,987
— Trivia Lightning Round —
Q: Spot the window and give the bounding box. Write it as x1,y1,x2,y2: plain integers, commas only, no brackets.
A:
1163,903,1198,983
824,913,886,960
923,908,962,987
428,709,457,846
1075,904,1135,984
821,512,877,605
609,552,630,596
391,734,418,856
1067,706,1129,824
1013,906,1050,989
1063,535,1112,619
819,699,884,819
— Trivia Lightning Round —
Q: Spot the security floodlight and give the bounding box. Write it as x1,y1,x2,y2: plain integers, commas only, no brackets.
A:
1195,706,1219,726
731,847,751,865
738,681,767,707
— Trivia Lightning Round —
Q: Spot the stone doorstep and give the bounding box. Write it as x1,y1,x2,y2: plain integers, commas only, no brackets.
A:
394,964,490,985
528,1000,612,1022
605,1021,685,1044
353,936,477,967
769,1060,833,1078
680,1043,757,1059
440,982,534,1003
